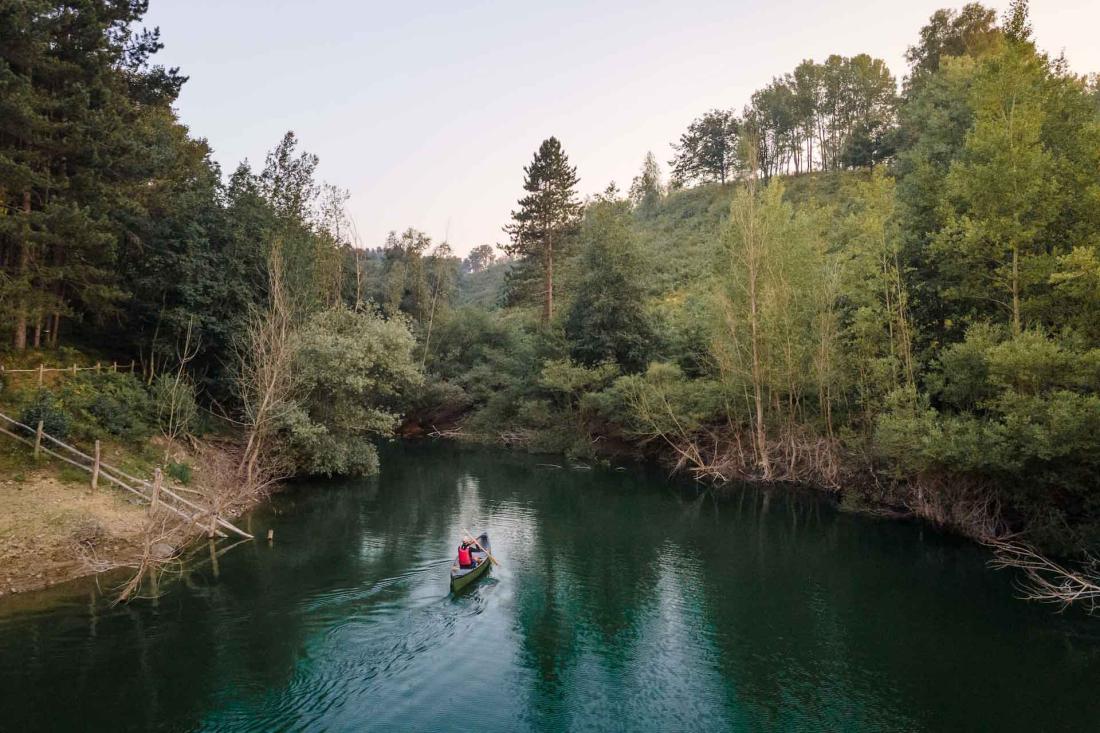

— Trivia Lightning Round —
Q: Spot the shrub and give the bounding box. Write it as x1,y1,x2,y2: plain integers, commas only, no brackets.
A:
65,372,155,441
166,461,193,484
20,390,71,440
152,374,199,443
281,306,421,476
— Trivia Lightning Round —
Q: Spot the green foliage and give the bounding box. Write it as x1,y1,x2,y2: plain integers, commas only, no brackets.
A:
877,328,1100,551
564,193,655,373
463,245,497,274
20,390,71,441
836,169,916,420
670,110,741,185
502,137,582,321
539,359,619,412
628,152,665,216
281,307,421,476
166,461,193,485
0,1,179,345
596,363,725,440
903,3,1000,92
60,373,155,442
427,307,540,406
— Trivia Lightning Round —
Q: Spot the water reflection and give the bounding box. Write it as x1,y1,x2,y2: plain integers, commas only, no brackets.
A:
1,442,1099,732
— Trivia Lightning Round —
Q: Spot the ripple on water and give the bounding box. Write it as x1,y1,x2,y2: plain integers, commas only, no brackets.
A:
5,445,1100,733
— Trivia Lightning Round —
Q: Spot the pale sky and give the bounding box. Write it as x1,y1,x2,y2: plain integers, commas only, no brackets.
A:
146,0,1100,256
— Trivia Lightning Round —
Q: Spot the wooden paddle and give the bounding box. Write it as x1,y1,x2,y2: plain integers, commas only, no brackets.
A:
463,528,502,567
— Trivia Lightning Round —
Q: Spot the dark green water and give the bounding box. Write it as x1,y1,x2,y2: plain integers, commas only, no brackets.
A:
2,443,1099,732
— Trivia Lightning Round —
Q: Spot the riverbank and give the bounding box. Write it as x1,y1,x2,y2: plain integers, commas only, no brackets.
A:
411,420,1089,603
0,435,264,599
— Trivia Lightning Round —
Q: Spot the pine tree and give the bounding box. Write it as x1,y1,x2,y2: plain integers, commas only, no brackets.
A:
628,152,664,216
502,137,581,324
0,1,184,349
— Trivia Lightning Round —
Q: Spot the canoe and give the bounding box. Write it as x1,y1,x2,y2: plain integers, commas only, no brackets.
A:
450,532,491,592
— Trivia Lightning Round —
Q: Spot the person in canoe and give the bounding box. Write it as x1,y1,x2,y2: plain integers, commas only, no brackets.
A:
451,532,494,592
457,539,478,569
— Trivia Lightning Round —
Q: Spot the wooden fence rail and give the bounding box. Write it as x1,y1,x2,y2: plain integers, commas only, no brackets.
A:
0,361,138,387
0,410,251,540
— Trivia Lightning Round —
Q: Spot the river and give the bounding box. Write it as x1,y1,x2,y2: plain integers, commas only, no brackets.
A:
1,442,1098,731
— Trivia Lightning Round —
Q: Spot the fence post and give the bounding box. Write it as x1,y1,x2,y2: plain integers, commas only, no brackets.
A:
95,362,101,374
91,440,101,491
209,539,220,578
71,363,77,375
38,364,44,387
34,420,44,459
130,359,135,373
151,468,163,513
111,361,117,373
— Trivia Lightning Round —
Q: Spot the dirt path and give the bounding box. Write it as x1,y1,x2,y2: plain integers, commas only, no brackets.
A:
0,471,148,596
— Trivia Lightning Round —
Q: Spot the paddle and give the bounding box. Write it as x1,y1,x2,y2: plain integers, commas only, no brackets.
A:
463,528,502,567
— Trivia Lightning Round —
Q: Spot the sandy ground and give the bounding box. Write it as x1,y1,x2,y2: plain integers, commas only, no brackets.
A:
0,471,148,596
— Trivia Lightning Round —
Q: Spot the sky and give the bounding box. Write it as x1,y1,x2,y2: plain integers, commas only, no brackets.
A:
145,0,1100,256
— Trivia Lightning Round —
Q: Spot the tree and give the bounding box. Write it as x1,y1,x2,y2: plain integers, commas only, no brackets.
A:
746,80,798,179
904,3,1000,92
929,25,1094,336
282,306,420,476
791,60,824,171
669,109,741,185
564,189,654,373
0,0,182,349
464,244,496,273
838,170,916,420
841,118,898,169
260,131,319,223
502,137,581,324
714,167,779,475
236,245,301,490
420,242,458,367
381,227,432,319
258,131,343,310
628,152,664,215
1002,0,1032,44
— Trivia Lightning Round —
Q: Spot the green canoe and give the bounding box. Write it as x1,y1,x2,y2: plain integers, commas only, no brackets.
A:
450,533,492,592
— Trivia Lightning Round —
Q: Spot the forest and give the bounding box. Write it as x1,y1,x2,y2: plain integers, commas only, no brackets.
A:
2,0,1100,594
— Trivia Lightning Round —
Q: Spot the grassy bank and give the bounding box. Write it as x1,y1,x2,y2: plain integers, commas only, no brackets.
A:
0,349,260,598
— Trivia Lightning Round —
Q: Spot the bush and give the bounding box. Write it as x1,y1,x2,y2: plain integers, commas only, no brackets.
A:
166,461,193,484
20,390,71,440
281,306,421,476
64,372,155,441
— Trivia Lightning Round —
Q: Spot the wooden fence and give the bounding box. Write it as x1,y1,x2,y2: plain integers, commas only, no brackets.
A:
0,410,251,540
0,361,137,387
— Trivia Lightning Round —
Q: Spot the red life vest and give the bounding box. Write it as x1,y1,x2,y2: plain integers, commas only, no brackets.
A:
458,546,472,567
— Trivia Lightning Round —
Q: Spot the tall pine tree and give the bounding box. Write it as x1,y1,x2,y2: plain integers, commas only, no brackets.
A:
502,137,580,324
0,1,184,349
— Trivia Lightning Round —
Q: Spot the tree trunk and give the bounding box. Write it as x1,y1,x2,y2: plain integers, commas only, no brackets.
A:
748,264,768,476
1011,244,1021,336
544,232,554,325
13,191,31,351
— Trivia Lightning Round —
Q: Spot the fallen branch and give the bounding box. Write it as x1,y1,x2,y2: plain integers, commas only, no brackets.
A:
986,536,1100,614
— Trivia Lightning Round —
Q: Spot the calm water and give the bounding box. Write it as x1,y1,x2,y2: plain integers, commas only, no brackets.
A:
2,443,1099,732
